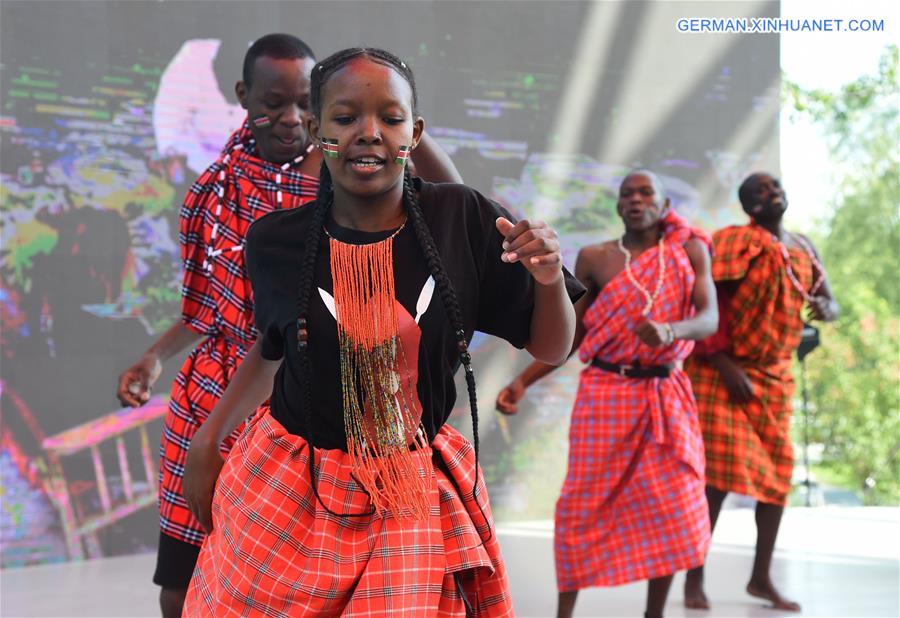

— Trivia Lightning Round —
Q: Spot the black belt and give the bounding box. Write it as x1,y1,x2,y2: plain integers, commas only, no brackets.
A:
591,358,671,378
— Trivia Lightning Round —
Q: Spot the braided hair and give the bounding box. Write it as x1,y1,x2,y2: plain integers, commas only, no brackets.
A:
296,49,489,537
310,47,418,117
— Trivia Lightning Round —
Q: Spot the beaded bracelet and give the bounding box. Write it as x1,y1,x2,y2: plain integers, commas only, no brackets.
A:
663,323,676,346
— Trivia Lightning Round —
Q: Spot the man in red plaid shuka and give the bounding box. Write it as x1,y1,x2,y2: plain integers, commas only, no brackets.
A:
114,36,461,618
113,34,320,617
683,173,838,613
497,171,718,618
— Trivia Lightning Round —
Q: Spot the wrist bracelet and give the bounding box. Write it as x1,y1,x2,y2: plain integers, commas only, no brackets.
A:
664,323,676,345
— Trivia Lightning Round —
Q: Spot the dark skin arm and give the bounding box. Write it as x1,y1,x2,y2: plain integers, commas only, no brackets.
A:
795,233,838,322
116,321,204,407
710,349,755,403
408,132,463,184
634,237,718,346
705,278,754,404
496,217,576,365
495,246,599,414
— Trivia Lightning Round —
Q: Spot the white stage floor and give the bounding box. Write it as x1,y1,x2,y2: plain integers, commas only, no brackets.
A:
2,507,898,617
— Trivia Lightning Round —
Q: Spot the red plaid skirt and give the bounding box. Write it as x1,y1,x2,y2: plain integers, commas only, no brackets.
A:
554,367,710,590
184,409,513,617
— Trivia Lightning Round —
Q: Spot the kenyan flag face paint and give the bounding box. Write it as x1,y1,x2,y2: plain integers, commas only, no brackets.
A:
321,137,340,158
394,145,411,166
252,115,272,129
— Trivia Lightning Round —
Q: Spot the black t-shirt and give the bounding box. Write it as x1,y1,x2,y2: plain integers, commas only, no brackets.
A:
245,179,585,449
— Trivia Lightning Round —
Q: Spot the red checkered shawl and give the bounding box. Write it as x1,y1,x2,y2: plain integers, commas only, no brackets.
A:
184,411,513,616
159,124,318,548
703,224,813,363
179,123,318,344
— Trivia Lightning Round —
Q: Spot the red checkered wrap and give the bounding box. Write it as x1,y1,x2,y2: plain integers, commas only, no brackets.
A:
705,224,812,362
555,224,710,591
160,123,318,547
661,208,712,250
158,336,248,545
179,123,318,344
686,224,814,505
184,409,513,617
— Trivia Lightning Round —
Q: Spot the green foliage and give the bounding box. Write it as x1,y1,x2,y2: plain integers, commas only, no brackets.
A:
785,45,900,504
549,192,617,233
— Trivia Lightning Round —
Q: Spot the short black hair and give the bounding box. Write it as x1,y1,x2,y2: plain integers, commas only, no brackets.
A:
242,33,315,89
738,172,767,210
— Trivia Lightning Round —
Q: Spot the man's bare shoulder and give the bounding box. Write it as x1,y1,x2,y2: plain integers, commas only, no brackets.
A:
578,240,618,262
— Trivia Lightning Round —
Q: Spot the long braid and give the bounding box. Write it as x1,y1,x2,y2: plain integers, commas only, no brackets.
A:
403,169,492,543
295,162,374,517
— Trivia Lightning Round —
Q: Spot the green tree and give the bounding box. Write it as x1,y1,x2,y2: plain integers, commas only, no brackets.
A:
784,45,899,504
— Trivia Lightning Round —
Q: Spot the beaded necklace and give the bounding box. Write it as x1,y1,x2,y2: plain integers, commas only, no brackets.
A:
774,233,826,303
204,139,315,273
617,235,666,316
323,217,429,520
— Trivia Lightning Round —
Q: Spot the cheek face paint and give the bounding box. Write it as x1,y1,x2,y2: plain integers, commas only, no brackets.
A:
321,137,340,158
394,145,411,165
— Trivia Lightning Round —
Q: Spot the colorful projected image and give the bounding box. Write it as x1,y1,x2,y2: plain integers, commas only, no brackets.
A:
2,45,191,567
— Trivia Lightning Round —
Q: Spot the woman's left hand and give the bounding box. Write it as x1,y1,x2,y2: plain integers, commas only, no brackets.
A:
496,217,563,286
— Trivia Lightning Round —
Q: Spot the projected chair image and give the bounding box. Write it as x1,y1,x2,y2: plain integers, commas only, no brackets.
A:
38,395,168,560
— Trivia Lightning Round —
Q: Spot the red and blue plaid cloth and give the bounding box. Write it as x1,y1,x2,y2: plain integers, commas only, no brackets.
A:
555,217,710,590
159,123,318,548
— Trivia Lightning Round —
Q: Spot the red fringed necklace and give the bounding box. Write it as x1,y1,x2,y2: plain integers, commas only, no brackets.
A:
325,219,430,521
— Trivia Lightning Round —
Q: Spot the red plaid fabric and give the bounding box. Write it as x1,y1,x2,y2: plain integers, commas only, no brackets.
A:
183,410,513,617
555,227,710,591
158,336,247,545
661,208,711,250
686,224,814,505
707,225,811,362
179,124,318,344
159,123,318,547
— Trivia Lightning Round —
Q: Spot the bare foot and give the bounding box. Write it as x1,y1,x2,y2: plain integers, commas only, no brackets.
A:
684,573,710,610
746,580,801,612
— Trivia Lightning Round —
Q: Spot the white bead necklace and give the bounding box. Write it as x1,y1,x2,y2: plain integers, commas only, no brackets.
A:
274,142,316,209
617,235,666,316
204,141,315,273
774,233,826,303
